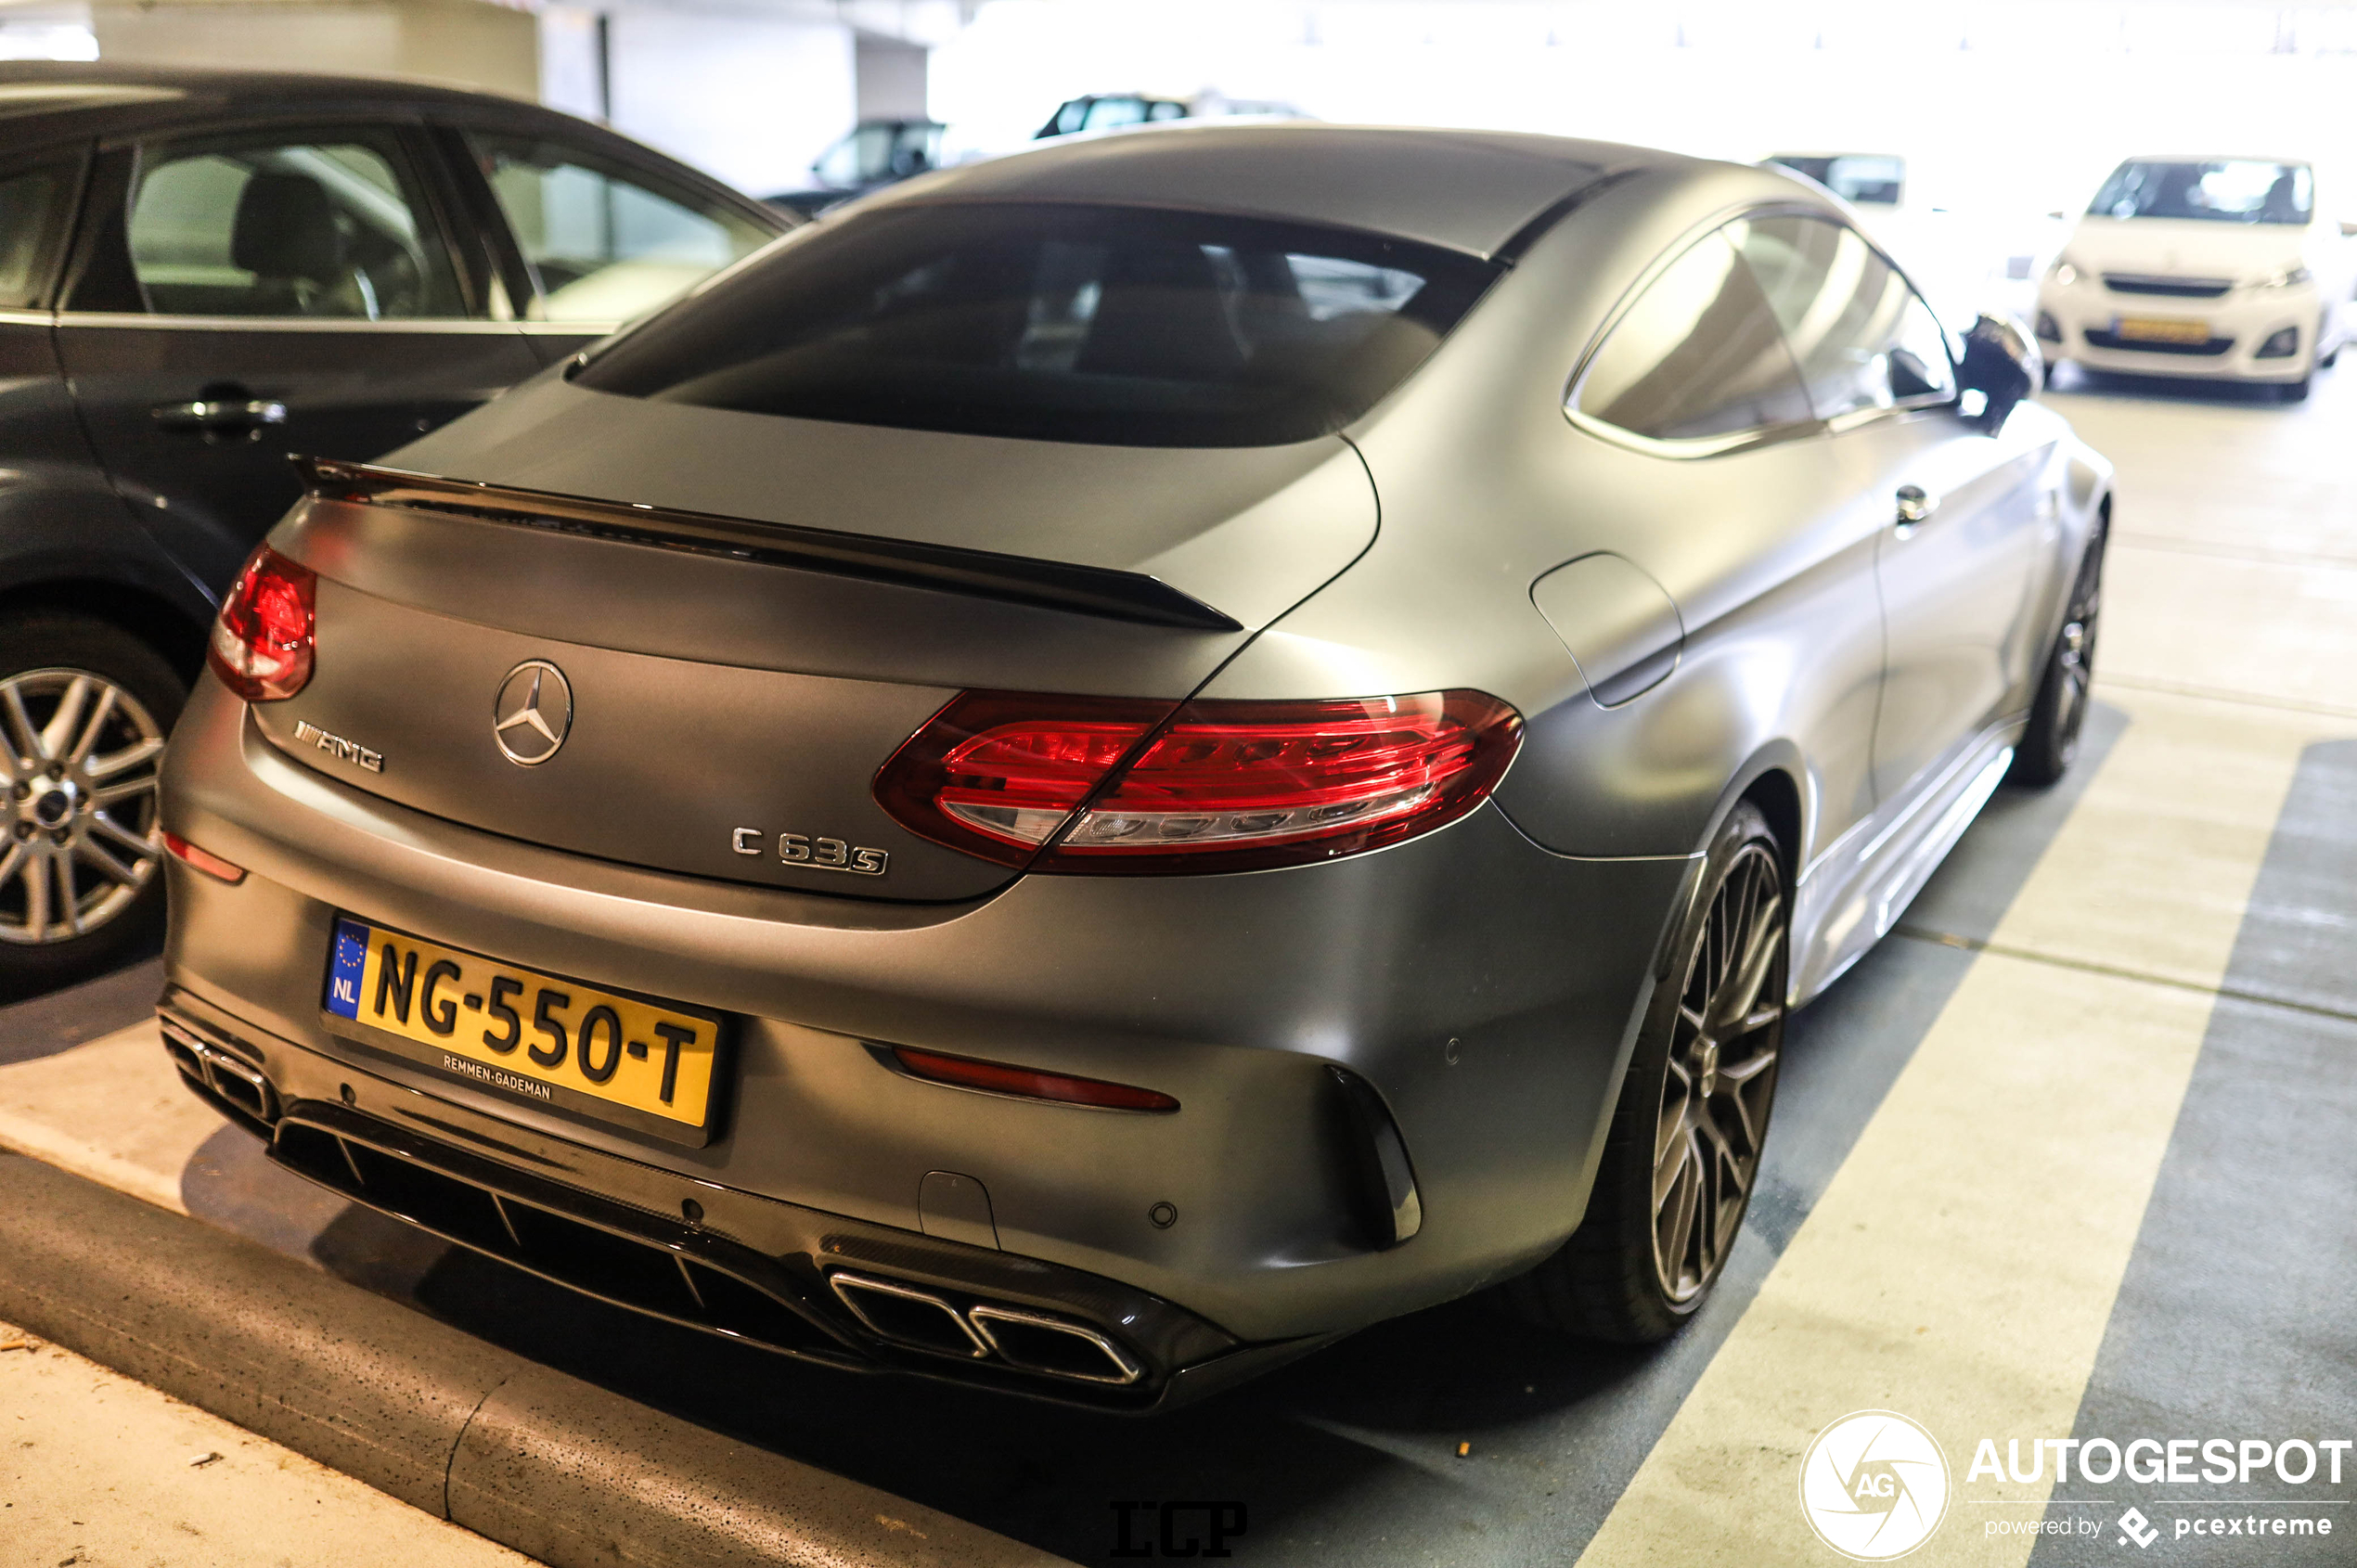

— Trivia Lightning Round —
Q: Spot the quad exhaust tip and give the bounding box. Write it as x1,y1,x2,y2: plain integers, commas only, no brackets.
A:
161,1020,278,1125
828,1272,1143,1386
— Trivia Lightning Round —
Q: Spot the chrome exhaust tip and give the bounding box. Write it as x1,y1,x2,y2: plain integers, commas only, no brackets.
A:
827,1272,989,1359
161,1019,278,1125
968,1304,1143,1386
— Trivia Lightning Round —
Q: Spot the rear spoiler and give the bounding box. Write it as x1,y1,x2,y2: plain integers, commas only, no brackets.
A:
296,457,1243,633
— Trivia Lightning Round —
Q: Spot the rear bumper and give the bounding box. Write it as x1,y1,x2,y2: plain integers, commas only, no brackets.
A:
160,676,1685,1390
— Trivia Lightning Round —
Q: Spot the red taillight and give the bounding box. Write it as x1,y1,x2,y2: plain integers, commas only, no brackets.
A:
874,688,1521,875
207,545,316,701
162,831,246,884
891,1046,1179,1112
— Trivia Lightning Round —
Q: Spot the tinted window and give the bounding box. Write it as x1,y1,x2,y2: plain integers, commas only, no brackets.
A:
125,132,463,318
2089,160,2312,225
1732,214,1954,419
0,164,66,308
576,202,1500,448
469,134,774,324
1571,230,1813,445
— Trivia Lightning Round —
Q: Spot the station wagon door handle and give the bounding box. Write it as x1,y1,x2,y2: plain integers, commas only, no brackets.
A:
1893,483,1938,533
151,398,290,436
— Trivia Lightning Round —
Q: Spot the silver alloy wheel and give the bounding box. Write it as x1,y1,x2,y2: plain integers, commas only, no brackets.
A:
0,668,167,945
1652,841,1784,1304
2052,548,2102,763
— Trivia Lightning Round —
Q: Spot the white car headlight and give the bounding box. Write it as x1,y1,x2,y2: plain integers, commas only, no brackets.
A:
2047,258,2080,287
2258,265,2312,289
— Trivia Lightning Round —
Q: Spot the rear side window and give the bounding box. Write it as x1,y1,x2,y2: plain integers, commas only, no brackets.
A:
1570,229,1813,446
124,131,464,318
1732,214,1954,419
0,164,69,308
468,133,774,325
575,201,1502,448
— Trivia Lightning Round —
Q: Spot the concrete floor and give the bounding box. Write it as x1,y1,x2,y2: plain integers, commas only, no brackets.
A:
2,362,2352,1566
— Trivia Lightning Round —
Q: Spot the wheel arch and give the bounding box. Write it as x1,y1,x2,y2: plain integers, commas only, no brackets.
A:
0,577,211,682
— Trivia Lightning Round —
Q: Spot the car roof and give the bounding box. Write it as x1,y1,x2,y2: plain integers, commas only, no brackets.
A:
0,59,784,227
864,122,1689,258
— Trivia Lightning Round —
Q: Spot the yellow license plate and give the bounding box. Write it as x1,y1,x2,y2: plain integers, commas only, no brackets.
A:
2115,315,2211,344
324,916,724,1145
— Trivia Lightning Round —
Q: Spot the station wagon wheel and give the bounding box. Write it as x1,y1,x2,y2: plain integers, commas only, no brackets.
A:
0,616,185,995
1497,800,1786,1343
2009,525,2106,787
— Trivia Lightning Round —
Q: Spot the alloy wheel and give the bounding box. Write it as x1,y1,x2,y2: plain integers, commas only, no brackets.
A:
0,668,167,945
1653,841,1784,1304
2050,544,2104,765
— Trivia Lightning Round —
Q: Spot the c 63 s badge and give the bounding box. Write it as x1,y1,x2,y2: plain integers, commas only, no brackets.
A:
731,828,888,876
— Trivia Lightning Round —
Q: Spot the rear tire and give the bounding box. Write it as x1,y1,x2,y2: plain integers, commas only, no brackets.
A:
1498,801,1786,1343
2009,527,2105,788
0,614,185,999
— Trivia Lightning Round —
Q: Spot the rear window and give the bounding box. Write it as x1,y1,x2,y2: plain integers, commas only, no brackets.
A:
573,201,1501,447
2090,160,2312,225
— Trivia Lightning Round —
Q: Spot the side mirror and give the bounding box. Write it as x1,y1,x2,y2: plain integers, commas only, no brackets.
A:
1957,314,2040,433
2341,219,2357,238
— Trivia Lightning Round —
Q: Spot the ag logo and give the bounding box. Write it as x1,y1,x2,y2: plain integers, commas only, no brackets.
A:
1798,1409,1951,1561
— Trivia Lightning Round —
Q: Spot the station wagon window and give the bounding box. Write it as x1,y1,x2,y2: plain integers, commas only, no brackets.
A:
124,131,464,319
466,134,772,325
0,164,69,308
573,200,1501,448
1570,229,1814,446
1731,214,1954,420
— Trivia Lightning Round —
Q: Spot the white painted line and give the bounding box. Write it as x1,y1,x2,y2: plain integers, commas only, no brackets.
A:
1576,690,2338,1566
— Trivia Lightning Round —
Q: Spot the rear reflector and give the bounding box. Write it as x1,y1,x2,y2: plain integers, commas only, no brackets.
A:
208,544,316,702
873,689,1521,875
890,1047,1179,1112
163,831,246,884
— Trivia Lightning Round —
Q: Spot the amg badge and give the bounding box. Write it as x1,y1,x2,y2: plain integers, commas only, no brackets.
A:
731,828,888,876
292,719,383,774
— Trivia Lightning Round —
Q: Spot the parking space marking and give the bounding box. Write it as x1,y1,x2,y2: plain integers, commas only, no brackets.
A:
0,1018,213,1214
1575,689,2336,1566
0,1316,533,1567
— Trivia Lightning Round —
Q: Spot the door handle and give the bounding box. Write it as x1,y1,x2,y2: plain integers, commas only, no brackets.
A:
1894,483,1938,534
151,398,289,437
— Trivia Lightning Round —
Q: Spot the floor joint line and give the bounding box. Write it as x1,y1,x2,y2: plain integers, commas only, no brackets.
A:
1893,923,2357,1029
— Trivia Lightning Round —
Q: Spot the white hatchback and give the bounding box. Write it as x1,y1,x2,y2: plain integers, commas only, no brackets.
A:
2037,157,2354,400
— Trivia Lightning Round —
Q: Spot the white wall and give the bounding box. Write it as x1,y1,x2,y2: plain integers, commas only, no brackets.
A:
599,6,855,196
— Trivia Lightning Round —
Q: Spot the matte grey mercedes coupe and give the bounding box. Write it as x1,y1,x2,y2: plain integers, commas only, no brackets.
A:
160,123,2109,1407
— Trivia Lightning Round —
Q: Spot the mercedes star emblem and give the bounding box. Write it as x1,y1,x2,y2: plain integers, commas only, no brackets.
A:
493,660,573,766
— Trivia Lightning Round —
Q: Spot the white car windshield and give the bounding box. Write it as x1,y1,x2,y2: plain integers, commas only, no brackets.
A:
2090,160,2312,225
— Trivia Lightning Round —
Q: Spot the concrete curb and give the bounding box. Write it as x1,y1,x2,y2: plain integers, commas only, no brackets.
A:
0,1149,1067,1568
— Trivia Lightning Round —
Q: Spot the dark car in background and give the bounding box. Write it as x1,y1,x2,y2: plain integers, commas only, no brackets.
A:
0,62,786,990
766,118,947,217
